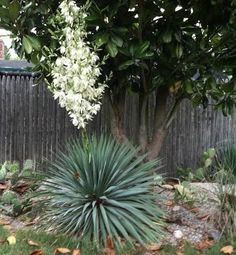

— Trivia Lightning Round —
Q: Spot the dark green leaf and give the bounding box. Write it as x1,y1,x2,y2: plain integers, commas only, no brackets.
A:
23,36,33,54
27,36,41,51
9,0,20,21
137,41,150,55
111,34,123,48
118,60,135,70
0,0,9,7
176,44,183,58
106,42,118,57
95,33,109,47
0,7,9,18
185,81,194,94
162,30,172,43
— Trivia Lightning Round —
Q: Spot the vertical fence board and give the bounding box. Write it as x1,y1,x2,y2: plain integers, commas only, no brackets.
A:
1,74,236,175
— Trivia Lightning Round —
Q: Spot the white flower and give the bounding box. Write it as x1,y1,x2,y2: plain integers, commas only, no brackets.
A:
48,0,106,129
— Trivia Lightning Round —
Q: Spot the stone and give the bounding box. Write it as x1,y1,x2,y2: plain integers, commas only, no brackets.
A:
208,229,221,241
172,205,181,211
173,230,183,239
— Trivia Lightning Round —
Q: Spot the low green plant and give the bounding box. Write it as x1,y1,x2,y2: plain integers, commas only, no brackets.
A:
0,159,36,184
40,136,164,249
210,143,236,240
0,159,41,217
0,162,8,181
214,169,236,241
216,143,236,177
174,181,195,207
177,148,216,182
1,190,18,204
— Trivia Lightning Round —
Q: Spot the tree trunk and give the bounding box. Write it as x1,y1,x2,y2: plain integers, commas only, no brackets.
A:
146,87,183,160
138,94,148,152
147,128,167,160
108,90,128,143
145,87,169,160
108,83,183,160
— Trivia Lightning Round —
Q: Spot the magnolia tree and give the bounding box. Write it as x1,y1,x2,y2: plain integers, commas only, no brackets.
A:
1,0,236,159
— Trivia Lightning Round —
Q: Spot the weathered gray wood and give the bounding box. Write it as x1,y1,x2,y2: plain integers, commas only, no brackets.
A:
0,73,236,175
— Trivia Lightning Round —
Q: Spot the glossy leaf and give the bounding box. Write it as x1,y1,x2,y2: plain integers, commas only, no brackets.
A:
9,0,20,21
118,60,135,70
95,33,109,47
111,34,123,48
23,36,33,54
107,42,118,57
27,36,41,51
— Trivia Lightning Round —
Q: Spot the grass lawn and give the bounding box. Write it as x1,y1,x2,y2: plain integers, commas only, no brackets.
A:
1,225,236,255
159,241,236,255
0,226,80,255
0,226,136,255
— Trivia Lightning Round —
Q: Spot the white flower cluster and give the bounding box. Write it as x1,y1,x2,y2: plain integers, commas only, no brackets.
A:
50,0,105,129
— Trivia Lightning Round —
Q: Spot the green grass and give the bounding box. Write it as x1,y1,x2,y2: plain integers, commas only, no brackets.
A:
0,226,77,255
159,240,236,255
2,225,236,255
0,226,138,255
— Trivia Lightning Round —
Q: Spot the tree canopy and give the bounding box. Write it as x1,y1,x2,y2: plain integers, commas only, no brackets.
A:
1,0,236,158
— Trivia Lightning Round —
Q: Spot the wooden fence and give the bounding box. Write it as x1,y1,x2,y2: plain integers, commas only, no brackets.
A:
0,72,236,175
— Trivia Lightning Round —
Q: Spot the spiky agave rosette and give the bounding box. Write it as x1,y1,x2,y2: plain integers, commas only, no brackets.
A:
39,136,164,248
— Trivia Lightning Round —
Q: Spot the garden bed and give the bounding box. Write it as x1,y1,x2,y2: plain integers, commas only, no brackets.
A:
0,181,234,255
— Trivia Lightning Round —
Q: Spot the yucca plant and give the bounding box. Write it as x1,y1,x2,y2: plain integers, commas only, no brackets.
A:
40,136,164,249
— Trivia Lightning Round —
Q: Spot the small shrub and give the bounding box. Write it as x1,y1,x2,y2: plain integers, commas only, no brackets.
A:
40,136,164,249
177,148,216,182
216,143,236,177
212,143,236,239
1,190,18,204
174,182,195,207
214,169,236,240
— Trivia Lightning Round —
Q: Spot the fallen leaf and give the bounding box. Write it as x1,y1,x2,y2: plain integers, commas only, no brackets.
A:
0,219,11,225
220,245,234,254
104,248,116,255
7,235,16,245
72,249,81,255
106,236,114,249
105,236,116,255
0,183,8,190
197,213,210,221
190,207,200,214
54,248,71,254
28,240,40,247
164,200,174,206
161,184,174,190
3,225,12,231
13,182,30,194
145,244,161,251
74,172,80,179
30,250,44,255
196,240,214,251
